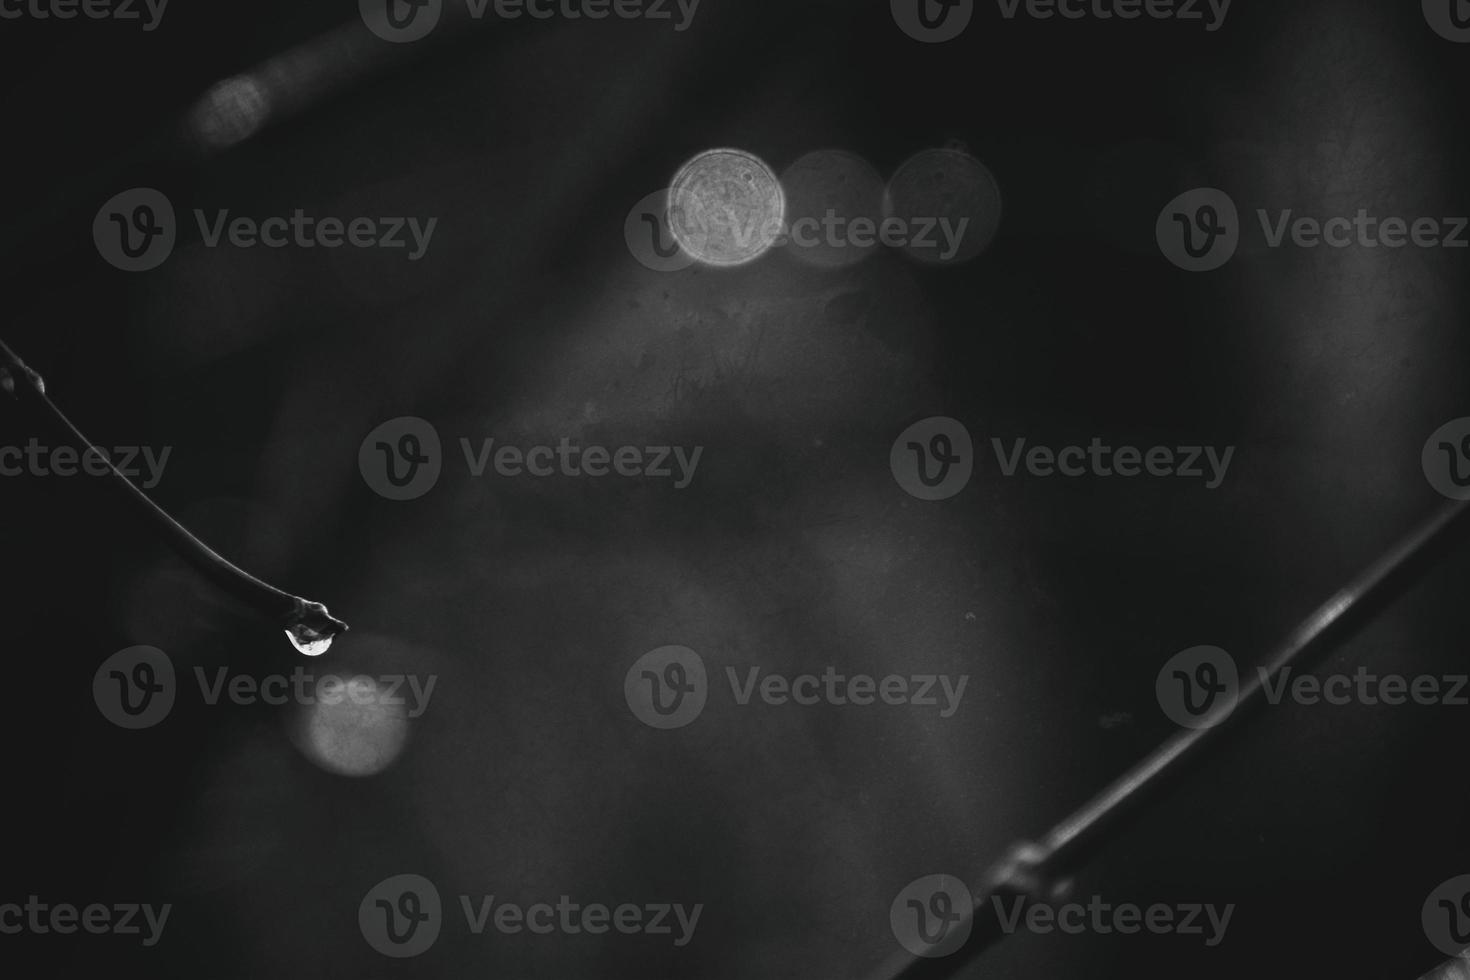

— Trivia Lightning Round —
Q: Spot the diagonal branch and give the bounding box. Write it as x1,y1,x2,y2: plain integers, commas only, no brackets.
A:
865,496,1470,980
0,335,347,655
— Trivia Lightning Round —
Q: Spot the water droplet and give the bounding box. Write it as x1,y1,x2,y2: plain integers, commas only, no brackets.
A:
284,599,347,656
285,624,334,657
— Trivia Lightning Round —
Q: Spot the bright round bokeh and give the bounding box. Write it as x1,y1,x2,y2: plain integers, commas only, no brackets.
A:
668,148,786,267
294,674,412,777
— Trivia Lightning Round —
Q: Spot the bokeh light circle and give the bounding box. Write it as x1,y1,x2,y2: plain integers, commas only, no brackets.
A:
884,147,1003,265
780,149,886,269
668,148,786,267
294,674,412,777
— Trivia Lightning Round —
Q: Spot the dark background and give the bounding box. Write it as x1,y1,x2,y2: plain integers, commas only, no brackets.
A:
2,0,1469,976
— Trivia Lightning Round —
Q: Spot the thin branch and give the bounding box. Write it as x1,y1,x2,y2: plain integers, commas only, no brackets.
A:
0,335,347,654
865,496,1470,980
